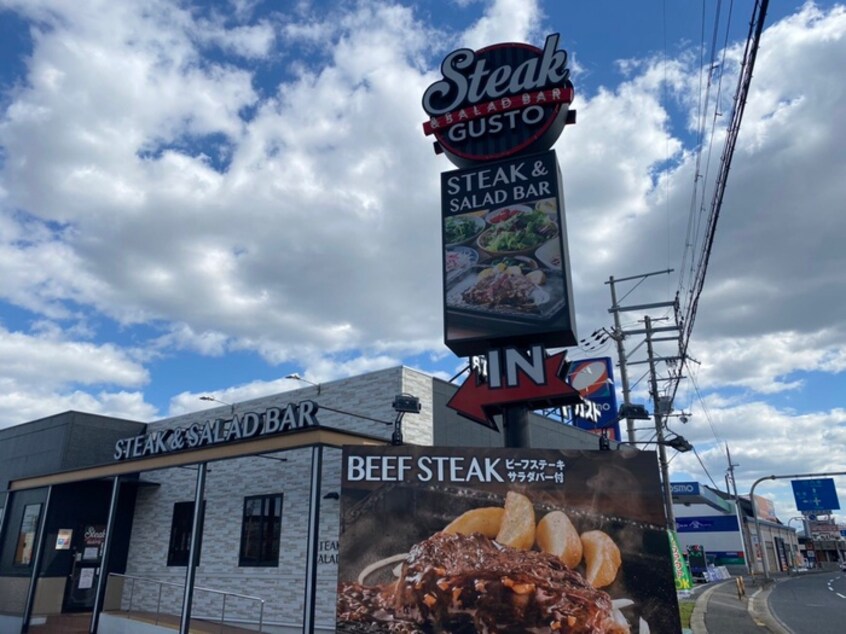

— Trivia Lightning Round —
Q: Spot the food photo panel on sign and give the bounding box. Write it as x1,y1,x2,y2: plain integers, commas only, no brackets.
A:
336,446,682,634
440,150,576,357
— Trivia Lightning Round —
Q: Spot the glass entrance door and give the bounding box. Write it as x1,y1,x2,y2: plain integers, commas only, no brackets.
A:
63,525,105,612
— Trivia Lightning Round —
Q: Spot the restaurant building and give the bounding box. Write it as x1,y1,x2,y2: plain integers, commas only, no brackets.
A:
0,366,606,634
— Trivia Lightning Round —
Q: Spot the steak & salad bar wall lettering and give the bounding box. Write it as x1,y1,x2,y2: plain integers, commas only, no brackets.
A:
113,400,319,460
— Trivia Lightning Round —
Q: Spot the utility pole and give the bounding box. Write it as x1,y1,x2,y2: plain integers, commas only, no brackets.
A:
606,269,673,443
607,270,687,530
645,315,675,528
726,443,751,574
607,275,635,442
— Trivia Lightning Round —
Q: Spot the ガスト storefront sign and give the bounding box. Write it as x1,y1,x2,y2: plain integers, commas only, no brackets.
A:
422,34,573,167
113,401,319,460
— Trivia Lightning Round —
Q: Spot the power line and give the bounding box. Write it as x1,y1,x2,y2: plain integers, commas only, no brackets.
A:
670,0,770,406
692,446,721,490
683,0,737,323
684,357,722,447
679,0,726,307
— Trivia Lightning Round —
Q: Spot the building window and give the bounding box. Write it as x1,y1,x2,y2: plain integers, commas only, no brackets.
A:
14,504,42,566
167,501,203,566
239,494,283,567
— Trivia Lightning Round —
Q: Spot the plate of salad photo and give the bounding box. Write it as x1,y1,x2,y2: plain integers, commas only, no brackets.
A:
445,213,486,247
477,209,558,256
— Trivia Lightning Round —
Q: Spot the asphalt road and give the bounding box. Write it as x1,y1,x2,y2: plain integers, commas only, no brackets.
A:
769,571,846,634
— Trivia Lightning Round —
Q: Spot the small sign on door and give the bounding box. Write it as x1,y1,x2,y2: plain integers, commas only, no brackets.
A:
55,529,73,550
78,568,95,590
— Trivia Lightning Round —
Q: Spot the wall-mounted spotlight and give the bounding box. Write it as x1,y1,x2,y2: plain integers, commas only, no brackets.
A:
199,395,234,414
285,373,321,395
391,393,421,446
618,403,651,420
392,394,421,414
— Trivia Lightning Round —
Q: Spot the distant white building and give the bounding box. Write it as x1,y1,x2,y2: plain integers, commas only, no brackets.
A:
671,481,800,576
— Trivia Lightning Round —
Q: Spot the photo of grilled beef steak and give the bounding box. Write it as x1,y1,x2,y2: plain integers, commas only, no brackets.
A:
338,581,426,633
338,531,630,633
392,532,629,633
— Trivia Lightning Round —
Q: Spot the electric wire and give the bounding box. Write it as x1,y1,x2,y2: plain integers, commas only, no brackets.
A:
684,0,736,326
662,0,672,288
605,2,769,487
602,3,767,469
678,0,721,306
684,357,722,446
692,446,720,490
669,0,770,408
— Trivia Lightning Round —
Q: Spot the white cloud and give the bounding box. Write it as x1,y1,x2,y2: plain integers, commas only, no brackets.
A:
196,19,277,59
0,0,843,460
0,325,154,428
669,397,846,523
0,327,147,386
459,0,543,50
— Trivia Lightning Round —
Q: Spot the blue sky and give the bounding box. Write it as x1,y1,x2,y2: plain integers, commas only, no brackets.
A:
1,0,845,525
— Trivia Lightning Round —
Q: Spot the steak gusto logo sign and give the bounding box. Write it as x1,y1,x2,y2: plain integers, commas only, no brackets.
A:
422,34,573,167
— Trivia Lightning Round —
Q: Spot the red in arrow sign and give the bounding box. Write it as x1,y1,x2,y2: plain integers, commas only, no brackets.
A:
447,351,582,429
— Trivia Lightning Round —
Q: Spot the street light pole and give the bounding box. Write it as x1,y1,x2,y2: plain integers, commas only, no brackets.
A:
726,444,751,575
750,475,776,579
786,517,805,571
751,470,846,581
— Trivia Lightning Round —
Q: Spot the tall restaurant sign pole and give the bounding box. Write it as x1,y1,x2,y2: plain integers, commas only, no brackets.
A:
423,34,581,445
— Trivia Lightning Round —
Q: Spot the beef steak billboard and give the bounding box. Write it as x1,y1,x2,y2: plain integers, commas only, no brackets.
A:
336,446,681,633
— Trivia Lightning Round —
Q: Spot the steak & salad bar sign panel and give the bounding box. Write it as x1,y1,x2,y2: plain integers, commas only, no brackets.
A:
336,446,681,633
442,149,576,357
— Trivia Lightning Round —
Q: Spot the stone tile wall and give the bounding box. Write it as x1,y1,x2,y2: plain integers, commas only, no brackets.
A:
122,366,428,629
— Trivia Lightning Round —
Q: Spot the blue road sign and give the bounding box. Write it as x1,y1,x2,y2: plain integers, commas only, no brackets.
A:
791,478,840,512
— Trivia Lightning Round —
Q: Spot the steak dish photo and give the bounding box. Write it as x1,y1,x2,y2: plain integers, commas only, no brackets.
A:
338,532,629,633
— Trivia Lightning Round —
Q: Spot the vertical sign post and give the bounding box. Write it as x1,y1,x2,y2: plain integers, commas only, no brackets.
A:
423,34,582,439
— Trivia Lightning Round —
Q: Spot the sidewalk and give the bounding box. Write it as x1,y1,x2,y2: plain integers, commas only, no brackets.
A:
690,576,790,634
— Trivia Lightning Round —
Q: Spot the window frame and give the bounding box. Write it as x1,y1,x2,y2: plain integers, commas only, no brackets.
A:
166,500,204,567
13,503,42,567
238,493,284,567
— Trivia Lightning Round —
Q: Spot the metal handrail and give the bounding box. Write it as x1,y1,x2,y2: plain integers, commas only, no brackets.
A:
107,572,266,631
